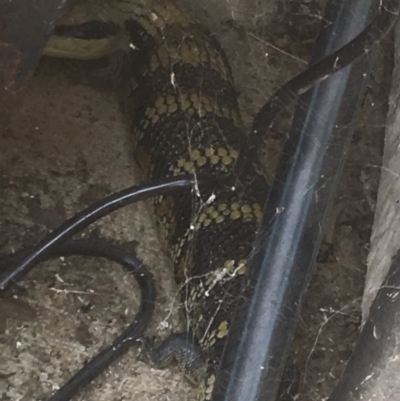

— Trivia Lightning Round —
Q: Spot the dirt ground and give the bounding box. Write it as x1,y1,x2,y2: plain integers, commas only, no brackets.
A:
0,0,393,400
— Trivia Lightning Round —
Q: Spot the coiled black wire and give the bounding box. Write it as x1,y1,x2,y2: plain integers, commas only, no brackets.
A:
9,238,155,401
0,174,225,401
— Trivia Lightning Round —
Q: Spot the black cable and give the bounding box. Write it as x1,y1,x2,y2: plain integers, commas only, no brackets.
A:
214,1,400,400
2,238,156,401
0,174,225,401
235,0,400,179
0,174,223,292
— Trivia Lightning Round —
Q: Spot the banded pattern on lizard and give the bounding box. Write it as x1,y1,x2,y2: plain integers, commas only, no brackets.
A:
44,0,268,399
